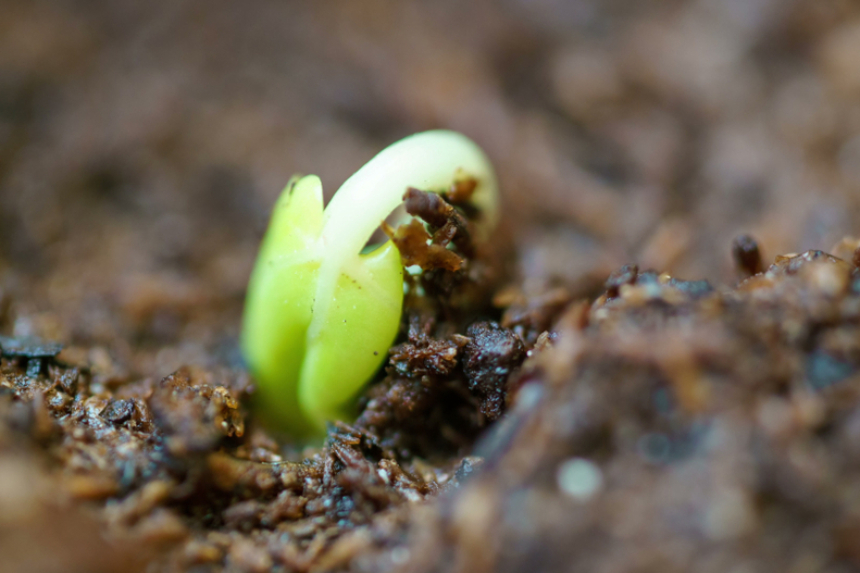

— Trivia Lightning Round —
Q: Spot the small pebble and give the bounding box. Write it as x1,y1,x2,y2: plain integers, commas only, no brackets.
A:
557,458,603,501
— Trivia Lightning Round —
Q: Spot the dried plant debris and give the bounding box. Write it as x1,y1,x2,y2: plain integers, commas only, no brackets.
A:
384,219,465,273
403,186,474,259
385,186,498,313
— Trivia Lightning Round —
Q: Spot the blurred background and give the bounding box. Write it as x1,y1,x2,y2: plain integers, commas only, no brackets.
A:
1,0,859,376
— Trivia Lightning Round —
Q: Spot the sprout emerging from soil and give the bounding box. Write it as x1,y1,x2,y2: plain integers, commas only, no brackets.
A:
242,130,498,436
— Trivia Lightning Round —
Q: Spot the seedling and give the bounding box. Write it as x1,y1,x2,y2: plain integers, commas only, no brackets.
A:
242,130,498,436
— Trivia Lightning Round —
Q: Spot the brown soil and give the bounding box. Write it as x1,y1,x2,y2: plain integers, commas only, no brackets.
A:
3,1,860,572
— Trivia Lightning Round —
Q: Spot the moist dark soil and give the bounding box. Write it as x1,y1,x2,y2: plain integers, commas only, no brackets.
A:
8,239,860,573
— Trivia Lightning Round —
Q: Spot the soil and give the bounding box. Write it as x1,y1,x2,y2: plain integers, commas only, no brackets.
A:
4,1,860,572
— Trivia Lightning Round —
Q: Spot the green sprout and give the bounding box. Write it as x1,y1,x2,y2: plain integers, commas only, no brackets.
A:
242,130,498,436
